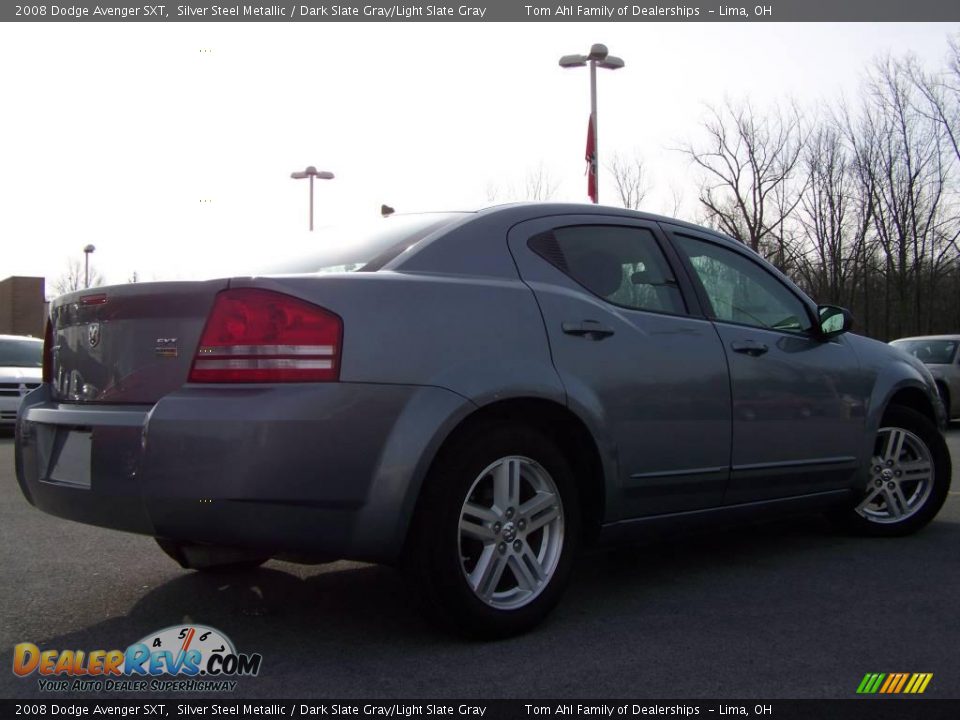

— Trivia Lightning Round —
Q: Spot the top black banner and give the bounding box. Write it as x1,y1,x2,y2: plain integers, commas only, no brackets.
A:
3,0,959,22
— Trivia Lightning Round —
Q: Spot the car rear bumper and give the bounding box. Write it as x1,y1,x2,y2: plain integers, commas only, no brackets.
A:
15,382,471,563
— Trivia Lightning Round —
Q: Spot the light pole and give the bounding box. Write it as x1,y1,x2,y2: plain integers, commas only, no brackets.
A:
559,43,625,204
83,244,95,289
290,166,334,231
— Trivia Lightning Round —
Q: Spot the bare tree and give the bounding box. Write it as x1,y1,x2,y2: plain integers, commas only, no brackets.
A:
670,39,960,340
863,55,953,337
52,258,103,296
607,151,649,210
665,184,686,218
909,35,960,170
485,163,559,203
679,99,806,255
794,117,873,308
484,180,504,204
906,37,960,266
522,163,559,201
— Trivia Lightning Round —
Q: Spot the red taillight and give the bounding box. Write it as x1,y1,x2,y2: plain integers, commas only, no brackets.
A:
42,320,53,384
188,289,342,383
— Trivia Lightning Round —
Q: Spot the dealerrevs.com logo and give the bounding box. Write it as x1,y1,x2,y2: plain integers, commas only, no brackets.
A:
13,625,262,692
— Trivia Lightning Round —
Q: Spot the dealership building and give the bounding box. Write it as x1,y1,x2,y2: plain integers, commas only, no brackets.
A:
0,276,46,338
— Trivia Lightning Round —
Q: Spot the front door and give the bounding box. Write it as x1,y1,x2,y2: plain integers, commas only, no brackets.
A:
666,225,868,504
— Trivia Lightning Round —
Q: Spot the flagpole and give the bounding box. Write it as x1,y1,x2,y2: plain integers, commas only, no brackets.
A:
590,58,598,204
559,44,624,206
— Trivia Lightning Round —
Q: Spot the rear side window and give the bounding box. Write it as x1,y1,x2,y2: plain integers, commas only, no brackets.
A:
529,225,686,315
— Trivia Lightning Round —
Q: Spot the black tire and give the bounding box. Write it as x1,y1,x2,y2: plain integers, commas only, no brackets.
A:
405,423,580,639
156,539,269,573
835,406,951,537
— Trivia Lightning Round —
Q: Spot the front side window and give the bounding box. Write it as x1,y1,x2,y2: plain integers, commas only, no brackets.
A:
529,225,686,315
673,234,812,333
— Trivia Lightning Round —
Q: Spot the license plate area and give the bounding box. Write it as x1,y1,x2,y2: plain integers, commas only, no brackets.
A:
41,426,93,489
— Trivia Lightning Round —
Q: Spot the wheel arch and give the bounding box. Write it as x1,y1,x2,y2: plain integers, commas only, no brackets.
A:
850,366,942,490
933,380,951,419
884,385,938,425
405,397,608,549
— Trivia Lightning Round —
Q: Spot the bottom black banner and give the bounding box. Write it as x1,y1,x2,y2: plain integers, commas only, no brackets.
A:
2,700,959,720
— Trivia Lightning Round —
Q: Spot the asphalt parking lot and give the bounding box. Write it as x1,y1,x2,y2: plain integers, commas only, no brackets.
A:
1,427,958,700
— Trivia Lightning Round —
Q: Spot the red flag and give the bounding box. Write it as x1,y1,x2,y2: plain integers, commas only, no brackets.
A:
585,114,597,204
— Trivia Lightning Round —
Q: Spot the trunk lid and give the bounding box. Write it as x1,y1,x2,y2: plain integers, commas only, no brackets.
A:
50,280,227,404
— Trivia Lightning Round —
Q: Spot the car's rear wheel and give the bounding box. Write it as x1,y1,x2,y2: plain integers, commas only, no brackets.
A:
838,406,951,537
406,423,579,638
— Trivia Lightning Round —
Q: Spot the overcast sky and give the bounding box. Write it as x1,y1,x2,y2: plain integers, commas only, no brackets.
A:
0,22,957,291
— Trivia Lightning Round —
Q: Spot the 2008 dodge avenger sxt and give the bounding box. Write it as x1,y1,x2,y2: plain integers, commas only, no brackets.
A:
15,204,952,637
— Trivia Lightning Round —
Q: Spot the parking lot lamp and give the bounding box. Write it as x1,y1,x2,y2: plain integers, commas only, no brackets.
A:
290,166,335,231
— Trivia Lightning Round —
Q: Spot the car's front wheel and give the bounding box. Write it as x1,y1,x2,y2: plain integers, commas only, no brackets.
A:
839,406,951,536
406,423,580,638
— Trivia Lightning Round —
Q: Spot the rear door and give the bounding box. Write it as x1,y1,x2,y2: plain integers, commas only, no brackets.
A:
665,225,867,503
507,215,731,520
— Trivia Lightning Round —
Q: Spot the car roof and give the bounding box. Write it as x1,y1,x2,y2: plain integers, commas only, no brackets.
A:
0,334,42,342
472,202,744,250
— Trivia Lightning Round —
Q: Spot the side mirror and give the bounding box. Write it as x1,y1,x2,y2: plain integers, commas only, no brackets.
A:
817,305,854,338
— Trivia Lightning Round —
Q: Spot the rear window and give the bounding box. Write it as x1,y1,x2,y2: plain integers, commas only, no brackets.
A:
0,338,42,368
268,213,467,274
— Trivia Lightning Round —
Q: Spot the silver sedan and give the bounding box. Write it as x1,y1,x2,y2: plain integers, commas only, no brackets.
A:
15,204,953,637
891,335,960,422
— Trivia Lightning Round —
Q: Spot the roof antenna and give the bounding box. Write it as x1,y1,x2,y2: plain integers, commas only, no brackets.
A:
381,204,395,217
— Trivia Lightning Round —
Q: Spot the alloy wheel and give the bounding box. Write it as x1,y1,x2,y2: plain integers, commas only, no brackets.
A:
457,455,564,610
856,426,935,524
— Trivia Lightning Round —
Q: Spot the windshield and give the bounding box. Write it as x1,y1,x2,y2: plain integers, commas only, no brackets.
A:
266,213,467,274
892,339,958,365
0,338,43,368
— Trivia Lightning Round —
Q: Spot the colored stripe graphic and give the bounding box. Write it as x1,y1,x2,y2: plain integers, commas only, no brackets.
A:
879,674,896,693
857,673,932,694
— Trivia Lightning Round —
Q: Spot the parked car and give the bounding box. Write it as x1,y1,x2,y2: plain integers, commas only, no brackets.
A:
890,335,960,422
15,204,952,637
0,334,43,428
